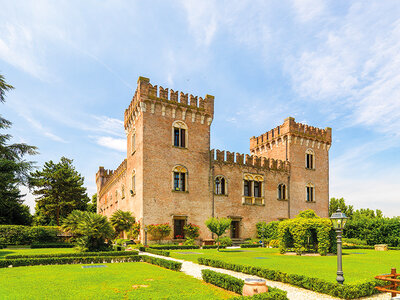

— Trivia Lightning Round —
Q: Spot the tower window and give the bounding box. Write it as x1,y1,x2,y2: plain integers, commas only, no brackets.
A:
131,170,136,195
244,180,251,196
306,183,315,202
173,165,187,192
254,181,261,197
172,121,188,148
131,131,136,154
306,149,315,169
215,176,227,195
278,183,287,200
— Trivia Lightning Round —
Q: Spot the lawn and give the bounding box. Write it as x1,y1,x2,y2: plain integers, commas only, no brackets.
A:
0,262,235,299
170,248,400,284
0,247,76,258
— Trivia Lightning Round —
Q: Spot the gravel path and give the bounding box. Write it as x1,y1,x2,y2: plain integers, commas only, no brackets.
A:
140,251,391,300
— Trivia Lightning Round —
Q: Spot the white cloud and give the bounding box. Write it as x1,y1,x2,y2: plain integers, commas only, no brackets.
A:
292,0,325,22
95,136,126,152
22,113,67,143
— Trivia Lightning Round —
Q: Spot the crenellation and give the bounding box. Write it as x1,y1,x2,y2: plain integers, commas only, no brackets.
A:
180,92,188,105
226,151,234,162
159,86,168,99
236,153,244,165
189,95,198,106
170,89,178,102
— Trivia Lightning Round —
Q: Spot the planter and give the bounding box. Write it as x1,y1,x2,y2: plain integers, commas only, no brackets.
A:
243,278,268,296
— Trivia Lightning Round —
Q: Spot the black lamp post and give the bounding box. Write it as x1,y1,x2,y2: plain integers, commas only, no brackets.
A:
330,208,348,285
144,226,148,247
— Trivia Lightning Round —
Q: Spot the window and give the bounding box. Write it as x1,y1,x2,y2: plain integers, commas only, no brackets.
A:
215,176,227,195
278,184,287,200
172,121,187,148
243,174,264,205
115,190,118,202
306,149,315,169
173,165,187,191
173,217,186,239
121,185,125,199
254,181,261,197
244,180,251,196
131,131,136,154
306,183,315,202
131,170,136,195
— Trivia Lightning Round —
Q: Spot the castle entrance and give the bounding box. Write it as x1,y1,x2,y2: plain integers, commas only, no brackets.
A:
230,220,240,239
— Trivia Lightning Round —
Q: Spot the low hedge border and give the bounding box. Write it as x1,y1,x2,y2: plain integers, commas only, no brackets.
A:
202,269,288,300
343,245,400,250
202,245,226,249
31,243,74,249
240,244,261,248
142,255,182,271
198,257,384,299
149,245,200,250
139,247,170,257
5,250,139,260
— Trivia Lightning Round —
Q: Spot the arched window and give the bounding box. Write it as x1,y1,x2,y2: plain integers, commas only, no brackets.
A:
215,176,227,195
305,149,315,169
278,183,287,200
115,190,118,201
131,129,136,154
131,170,136,195
173,165,188,191
121,185,125,199
253,175,263,198
172,121,188,148
306,182,315,202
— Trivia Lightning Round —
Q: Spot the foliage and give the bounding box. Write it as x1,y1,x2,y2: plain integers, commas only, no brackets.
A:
183,223,200,239
149,244,200,250
29,157,89,225
147,223,172,243
218,236,232,247
0,74,37,225
201,269,244,294
87,193,97,213
5,250,138,259
202,245,226,249
231,288,288,300
127,222,140,240
62,210,114,252
139,247,170,257
205,217,231,251
240,244,261,248
256,221,279,240
141,255,182,271
329,198,354,219
0,225,61,245
198,257,384,299
269,239,280,248
277,209,332,255
110,210,135,237
31,243,73,248
343,238,367,246
183,238,195,245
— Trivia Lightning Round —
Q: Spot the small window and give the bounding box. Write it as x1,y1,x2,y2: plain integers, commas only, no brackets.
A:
278,184,286,200
121,185,125,199
173,165,187,192
244,180,251,196
131,132,136,153
172,121,188,148
131,170,136,195
254,181,261,197
306,183,315,202
306,149,315,169
215,176,227,195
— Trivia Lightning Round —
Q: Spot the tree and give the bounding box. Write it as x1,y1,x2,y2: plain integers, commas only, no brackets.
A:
0,74,37,225
147,224,172,243
87,193,97,213
205,217,231,251
29,157,89,225
329,198,354,219
62,210,114,252
110,210,135,238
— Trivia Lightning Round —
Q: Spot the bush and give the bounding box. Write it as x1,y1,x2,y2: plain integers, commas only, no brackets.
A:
219,236,232,247
240,244,261,248
183,238,195,246
31,243,74,249
147,224,172,243
197,257,384,299
256,221,279,240
343,238,367,246
0,225,61,245
202,269,244,294
202,245,226,249
141,255,182,271
183,223,200,239
269,239,280,248
231,287,288,300
139,247,170,257
5,250,138,259
149,245,200,250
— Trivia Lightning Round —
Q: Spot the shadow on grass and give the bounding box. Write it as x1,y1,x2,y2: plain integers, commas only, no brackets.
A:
0,251,15,258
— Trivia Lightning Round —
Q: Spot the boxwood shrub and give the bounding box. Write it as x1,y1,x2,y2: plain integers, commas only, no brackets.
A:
198,257,384,299
240,244,261,248
142,255,182,271
31,243,74,249
5,250,138,259
139,247,170,257
202,245,226,249
149,245,200,250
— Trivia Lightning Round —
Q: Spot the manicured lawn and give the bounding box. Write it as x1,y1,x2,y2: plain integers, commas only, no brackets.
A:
0,247,76,258
170,248,400,284
0,262,235,299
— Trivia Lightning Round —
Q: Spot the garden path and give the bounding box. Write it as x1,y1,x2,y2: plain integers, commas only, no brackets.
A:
139,251,390,300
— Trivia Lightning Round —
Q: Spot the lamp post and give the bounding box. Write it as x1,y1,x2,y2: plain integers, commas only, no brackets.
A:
330,208,348,285
144,226,148,247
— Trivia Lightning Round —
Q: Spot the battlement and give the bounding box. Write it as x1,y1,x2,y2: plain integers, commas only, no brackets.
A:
250,117,332,151
96,159,127,196
124,77,214,129
211,149,289,172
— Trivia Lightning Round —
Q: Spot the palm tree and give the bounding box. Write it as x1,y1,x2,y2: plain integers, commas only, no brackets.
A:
110,210,135,238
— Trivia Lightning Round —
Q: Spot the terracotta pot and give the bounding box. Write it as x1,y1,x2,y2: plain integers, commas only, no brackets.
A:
242,278,268,296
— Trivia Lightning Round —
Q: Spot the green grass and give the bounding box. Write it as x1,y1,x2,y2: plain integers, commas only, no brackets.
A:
170,248,400,284
0,262,235,299
0,247,76,258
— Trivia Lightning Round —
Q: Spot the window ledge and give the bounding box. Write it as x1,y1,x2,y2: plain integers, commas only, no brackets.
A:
172,145,188,150
277,198,288,201
305,167,316,171
172,190,189,193
305,200,316,203
214,193,228,197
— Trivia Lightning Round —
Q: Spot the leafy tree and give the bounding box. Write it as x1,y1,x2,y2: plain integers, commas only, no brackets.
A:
29,157,89,225
183,223,200,239
147,223,172,243
329,198,354,219
0,74,37,225
127,222,141,240
205,217,231,251
110,210,135,238
62,210,114,252
87,193,97,213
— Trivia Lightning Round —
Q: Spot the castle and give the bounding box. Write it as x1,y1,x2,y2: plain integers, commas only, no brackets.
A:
96,77,332,243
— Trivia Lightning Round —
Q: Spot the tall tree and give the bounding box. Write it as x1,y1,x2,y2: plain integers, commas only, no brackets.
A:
29,157,89,225
329,197,354,219
110,210,135,238
0,74,37,225
87,193,97,213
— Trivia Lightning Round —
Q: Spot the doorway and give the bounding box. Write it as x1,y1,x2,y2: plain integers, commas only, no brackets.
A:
173,219,185,239
230,220,240,239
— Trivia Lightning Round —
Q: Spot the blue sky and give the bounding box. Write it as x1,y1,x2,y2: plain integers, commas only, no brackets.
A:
1,0,400,216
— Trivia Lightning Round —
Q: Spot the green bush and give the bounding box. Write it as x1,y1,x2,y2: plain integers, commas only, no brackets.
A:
198,257,384,299
231,287,288,300
240,244,261,248
139,247,170,257
30,243,74,248
5,250,138,259
343,238,367,245
149,245,200,250
141,255,182,271
201,269,244,294
219,236,232,247
147,224,172,243
269,239,280,248
183,238,195,246
183,223,200,239
202,245,226,249
0,225,61,245
256,221,279,240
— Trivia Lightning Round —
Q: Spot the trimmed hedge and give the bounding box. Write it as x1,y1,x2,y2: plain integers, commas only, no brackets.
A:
202,245,226,249
5,250,139,259
202,269,288,300
31,243,74,249
0,225,61,245
240,244,261,248
149,245,200,250
142,255,182,271
0,255,141,268
139,247,170,257
198,257,384,299
343,245,400,250
0,244,4,249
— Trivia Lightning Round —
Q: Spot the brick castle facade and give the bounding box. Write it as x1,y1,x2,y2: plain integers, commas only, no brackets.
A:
96,77,332,243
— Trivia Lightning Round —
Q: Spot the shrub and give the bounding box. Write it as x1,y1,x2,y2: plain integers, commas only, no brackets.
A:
343,238,367,246
110,210,135,237
139,247,170,257
0,225,61,245
5,250,138,259
141,255,182,271
219,236,232,247
197,257,384,299
202,245,226,249
240,244,261,248
269,239,280,248
31,243,74,249
183,238,195,246
128,222,140,240
201,269,244,294
149,245,200,250
231,287,288,300
183,223,200,239
147,224,172,243
256,221,279,240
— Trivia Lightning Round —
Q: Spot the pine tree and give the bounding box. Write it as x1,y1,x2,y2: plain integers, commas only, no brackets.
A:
29,157,90,225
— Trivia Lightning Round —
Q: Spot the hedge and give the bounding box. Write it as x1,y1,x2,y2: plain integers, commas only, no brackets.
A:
240,244,261,248
201,269,288,300
343,245,400,250
141,255,182,271
5,250,139,259
0,225,61,245
149,245,200,250
139,247,170,257
198,258,384,299
202,245,226,249
31,243,74,249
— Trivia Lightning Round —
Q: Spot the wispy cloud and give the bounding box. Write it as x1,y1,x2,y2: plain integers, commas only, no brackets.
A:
95,136,125,152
